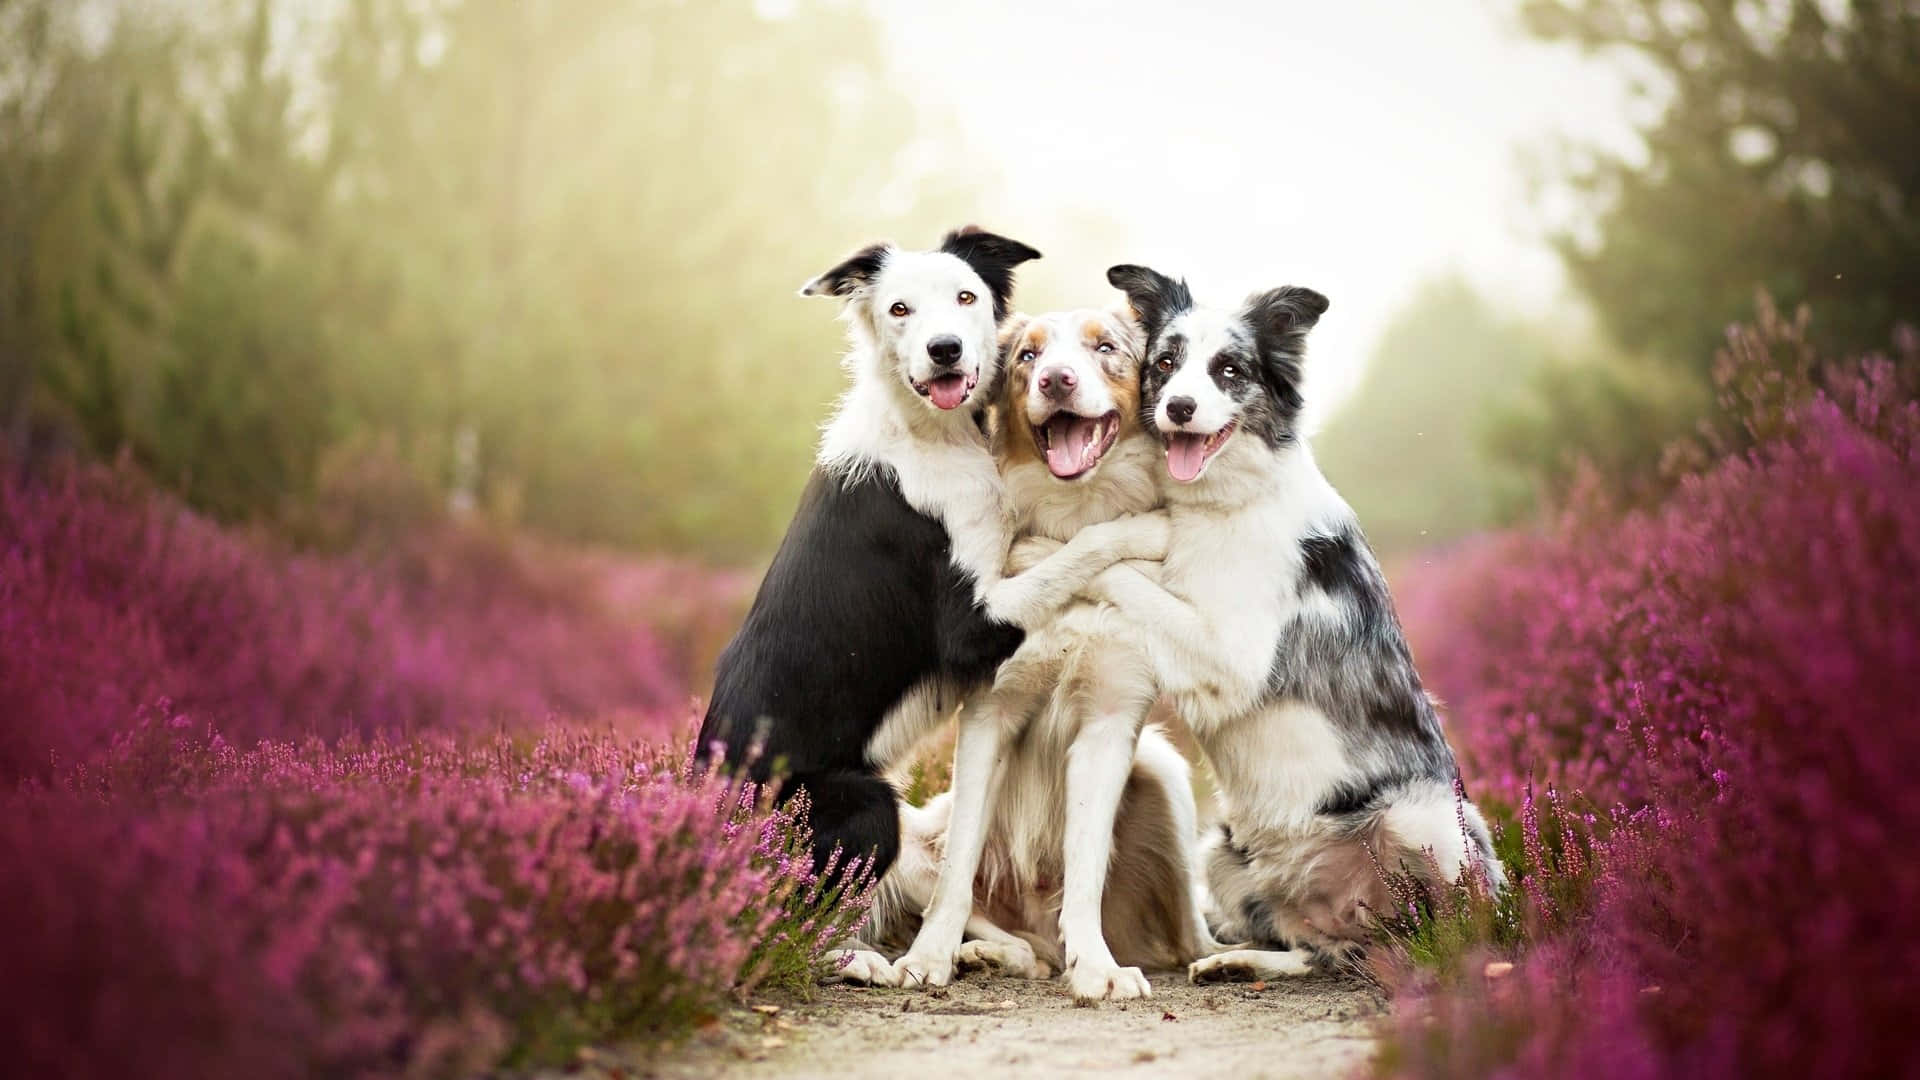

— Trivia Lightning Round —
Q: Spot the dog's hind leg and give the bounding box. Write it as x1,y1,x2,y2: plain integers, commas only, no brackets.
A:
793,769,906,987
1188,948,1317,983
956,912,1050,980
786,768,901,886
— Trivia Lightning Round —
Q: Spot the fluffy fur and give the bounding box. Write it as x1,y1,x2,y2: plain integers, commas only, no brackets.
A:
1090,265,1506,977
698,231,1167,985
868,310,1220,1000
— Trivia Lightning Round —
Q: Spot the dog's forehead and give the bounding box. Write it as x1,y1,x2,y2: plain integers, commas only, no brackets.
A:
877,249,984,297
1165,307,1248,357
1028,310,1123,353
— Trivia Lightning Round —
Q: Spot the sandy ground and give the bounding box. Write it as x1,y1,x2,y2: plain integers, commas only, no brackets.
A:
560,969,1386,1080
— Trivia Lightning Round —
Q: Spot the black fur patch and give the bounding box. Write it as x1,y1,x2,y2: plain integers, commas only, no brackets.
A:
803,242,891,298
700,466,1023,879
1106,264,1195,342
939,227,1041,320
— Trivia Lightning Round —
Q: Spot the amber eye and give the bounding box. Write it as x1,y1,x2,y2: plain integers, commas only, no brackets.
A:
1155,354,1176,373
957,290,977,306
889,302,910,318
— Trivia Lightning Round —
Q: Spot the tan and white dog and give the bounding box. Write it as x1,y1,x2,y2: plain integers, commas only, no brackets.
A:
867,310,1223,1000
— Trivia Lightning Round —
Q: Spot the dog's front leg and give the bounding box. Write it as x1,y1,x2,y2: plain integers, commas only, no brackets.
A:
1058,708,1153,1002
979,512,1168,629
1086,564,1239,697
889,692,1012,989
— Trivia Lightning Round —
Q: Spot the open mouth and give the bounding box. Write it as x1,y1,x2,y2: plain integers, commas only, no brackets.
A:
1164,419,1238,483
914,371,979,410
1034,410,1121,480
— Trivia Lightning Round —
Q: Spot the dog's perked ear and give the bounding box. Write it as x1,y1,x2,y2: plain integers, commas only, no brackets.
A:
939,226,1042,320
1241,286,1329,359
1105,264,1194,342
800,242,893,299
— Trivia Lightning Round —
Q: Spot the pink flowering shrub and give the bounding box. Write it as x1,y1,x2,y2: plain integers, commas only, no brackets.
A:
1378,308,1920,1076
0,465,713,778
4,712,874,1078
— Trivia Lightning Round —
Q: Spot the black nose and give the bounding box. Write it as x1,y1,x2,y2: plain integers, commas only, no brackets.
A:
1165,396,1196,424
1035,364,1078,402
927,335,963,367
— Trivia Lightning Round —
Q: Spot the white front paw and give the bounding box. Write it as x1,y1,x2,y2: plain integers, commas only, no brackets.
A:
1067,960,1151,1002
822,948,900,987
889,945,956,990
956,938,1048,980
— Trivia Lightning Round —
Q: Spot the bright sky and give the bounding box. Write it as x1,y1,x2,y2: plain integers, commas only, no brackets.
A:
867,0,1642,425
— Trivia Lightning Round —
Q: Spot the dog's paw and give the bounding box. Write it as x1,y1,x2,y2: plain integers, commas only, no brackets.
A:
821,948,900,987
1067,961,1152,1002
955,939,1048,980
1188,948,1314,984
889,946,956,990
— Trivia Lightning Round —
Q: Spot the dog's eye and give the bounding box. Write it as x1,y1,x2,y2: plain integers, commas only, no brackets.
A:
1154,355,1176,373
1221,363,1240,380
889,302,911,318
957,290,977,306
1095,341,1115,354
1018,349,1037,363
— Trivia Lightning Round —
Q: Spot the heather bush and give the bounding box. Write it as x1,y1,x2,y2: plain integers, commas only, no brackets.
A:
0,464,705,778
4,713,874,1078
1378,310,1920,1077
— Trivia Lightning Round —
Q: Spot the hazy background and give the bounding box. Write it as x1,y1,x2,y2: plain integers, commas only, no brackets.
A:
4,0,1915,564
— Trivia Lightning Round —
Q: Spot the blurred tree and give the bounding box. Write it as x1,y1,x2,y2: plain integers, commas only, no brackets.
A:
8,0,981,559
1314,277,1556,556
0,0,117,457
1507,0,1920,497
1525,0,1920,364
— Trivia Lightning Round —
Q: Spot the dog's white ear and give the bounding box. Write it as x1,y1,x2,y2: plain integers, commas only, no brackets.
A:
800,242,891,299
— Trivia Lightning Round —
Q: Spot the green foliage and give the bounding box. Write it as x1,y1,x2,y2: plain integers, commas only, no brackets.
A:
1511,0,1920,499
7,0,981,559
1314,277,1555,554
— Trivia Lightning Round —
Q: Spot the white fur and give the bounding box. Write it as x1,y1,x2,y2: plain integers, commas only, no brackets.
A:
1152,308,1248,440
887,313,1218,1000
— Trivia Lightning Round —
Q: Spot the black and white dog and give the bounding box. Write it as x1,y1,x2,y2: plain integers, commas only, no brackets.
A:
1084,265,1505,979
697,230,1168,983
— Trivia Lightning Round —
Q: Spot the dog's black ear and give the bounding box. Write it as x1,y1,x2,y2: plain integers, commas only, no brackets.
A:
1242,286,1329,362
800,242,892,299
1106,264,1194,341
939,226,1042,320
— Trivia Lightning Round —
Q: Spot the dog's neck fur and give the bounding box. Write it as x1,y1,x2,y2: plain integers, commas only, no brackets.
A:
1000,431,1161,543
818,332,1014,594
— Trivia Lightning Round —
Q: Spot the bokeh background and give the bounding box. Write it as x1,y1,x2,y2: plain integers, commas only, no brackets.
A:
4,3,1919,1077
10,0,1911,574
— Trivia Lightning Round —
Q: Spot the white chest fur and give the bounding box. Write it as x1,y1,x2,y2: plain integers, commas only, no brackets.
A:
818,373,1015,598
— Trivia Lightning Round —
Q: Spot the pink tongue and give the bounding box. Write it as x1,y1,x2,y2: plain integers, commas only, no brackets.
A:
928,374,969,409
1044,415,1099,478
1167,434,1209,482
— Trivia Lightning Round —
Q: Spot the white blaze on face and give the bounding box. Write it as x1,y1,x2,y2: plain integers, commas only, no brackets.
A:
1018,311,1130,480
871,251,1001,411
1155,308,1247,482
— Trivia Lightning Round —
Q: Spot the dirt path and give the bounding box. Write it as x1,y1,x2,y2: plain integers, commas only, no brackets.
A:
582,970,1385,1079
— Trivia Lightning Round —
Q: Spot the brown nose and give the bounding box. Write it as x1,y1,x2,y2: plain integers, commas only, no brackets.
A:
1035,365,1078,402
